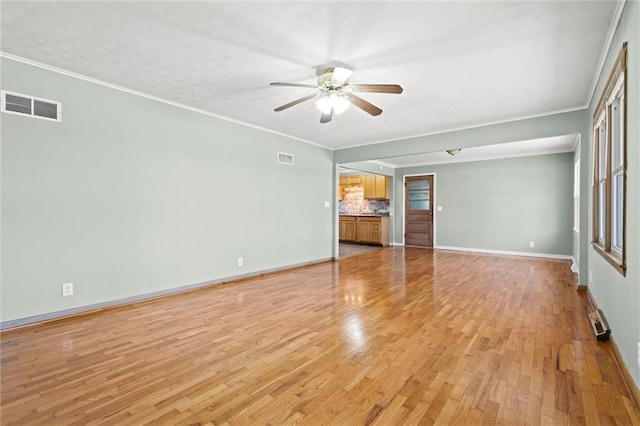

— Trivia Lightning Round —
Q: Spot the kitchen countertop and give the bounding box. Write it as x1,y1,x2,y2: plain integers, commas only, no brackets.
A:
339,214,390,217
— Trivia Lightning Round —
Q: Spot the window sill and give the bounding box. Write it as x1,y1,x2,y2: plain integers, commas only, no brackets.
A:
592,243,626,276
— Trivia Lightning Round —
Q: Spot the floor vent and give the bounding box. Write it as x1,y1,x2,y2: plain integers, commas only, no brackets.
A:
1,90,61,122
277,152,294,165
588,309,610,341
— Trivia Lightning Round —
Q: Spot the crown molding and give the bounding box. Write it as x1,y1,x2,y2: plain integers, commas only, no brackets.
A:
0,52,332,151
585,0,627,108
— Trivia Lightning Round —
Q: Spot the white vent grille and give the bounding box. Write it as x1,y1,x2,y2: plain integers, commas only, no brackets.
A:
277,152,294,165
1,90,61,122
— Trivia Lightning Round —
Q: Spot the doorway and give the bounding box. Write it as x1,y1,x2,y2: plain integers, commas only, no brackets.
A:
404,175,434,247
336,166,392,258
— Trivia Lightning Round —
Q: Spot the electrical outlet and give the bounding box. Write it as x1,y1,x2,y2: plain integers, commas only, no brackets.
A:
62,282,73,297
529,241,535,248
237,257,243,267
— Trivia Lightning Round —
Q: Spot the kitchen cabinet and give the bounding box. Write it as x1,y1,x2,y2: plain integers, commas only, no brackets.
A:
339,216,389,246
339,216,357,242
340,175,362,185
356,216,389,245
363,175,390,200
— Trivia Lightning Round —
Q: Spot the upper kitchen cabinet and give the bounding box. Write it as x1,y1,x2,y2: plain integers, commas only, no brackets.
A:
363,175,390,200
340,176,362,185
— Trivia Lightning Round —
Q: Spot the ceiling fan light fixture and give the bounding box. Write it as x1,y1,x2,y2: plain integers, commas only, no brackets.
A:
330,67,353,84
446,149,461,156
316,94,350,115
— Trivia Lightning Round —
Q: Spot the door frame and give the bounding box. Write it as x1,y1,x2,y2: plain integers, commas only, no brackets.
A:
402,173,437,247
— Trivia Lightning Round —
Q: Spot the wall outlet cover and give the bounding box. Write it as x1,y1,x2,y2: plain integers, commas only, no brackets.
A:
529,241,535,248
237,257,243,267
62,282,73,297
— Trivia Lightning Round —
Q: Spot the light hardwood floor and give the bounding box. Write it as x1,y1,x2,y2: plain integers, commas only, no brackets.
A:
339,243,382,258
1,248,639,424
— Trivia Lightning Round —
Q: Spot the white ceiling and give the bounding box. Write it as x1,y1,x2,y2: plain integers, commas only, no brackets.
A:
1,1,620,156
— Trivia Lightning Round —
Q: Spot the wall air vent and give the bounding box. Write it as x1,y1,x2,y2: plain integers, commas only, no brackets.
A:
1,90,61,122
277,152,294,166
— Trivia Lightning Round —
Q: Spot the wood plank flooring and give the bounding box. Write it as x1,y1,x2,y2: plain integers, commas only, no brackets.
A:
1,248,639,425
339,243,382,258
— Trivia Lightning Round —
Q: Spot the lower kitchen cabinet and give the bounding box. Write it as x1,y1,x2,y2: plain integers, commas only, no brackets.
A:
339,216,389,246
357,217,380,244
339,216,357,241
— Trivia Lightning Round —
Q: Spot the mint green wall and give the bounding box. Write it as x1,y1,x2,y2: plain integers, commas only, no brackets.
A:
1,58,334,324
394,153,574,255
587,0,639,389
334,110,585,164
335,110,587,259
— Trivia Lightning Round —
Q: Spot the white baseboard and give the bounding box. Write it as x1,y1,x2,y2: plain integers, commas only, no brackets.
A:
0,257,332,330
433,245,574,260
387,243,572,261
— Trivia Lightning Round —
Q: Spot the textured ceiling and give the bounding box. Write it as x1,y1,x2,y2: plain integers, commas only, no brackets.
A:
1,1,619,153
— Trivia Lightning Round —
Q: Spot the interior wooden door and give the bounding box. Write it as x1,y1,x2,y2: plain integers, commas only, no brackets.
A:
405,175,433,247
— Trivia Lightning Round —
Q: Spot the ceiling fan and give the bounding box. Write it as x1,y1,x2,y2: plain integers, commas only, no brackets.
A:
270,67,403,123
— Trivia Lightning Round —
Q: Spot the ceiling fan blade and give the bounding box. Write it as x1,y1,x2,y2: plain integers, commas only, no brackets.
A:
320,109,333,124
274,93,318,112
349,94,383,116
270,82,318,89
349,84,404,94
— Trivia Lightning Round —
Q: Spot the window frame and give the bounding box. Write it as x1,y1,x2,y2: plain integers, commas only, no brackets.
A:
591,42,627,276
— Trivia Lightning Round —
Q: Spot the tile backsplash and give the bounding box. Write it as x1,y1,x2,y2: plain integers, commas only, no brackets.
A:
339,184,390,215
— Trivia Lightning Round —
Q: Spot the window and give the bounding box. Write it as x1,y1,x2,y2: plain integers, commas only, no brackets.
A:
592,42,627,275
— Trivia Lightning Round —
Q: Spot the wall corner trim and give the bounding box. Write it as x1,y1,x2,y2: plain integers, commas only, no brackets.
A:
571,258,580,276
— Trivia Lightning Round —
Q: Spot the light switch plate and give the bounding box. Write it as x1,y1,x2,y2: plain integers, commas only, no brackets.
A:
324,201,330,208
